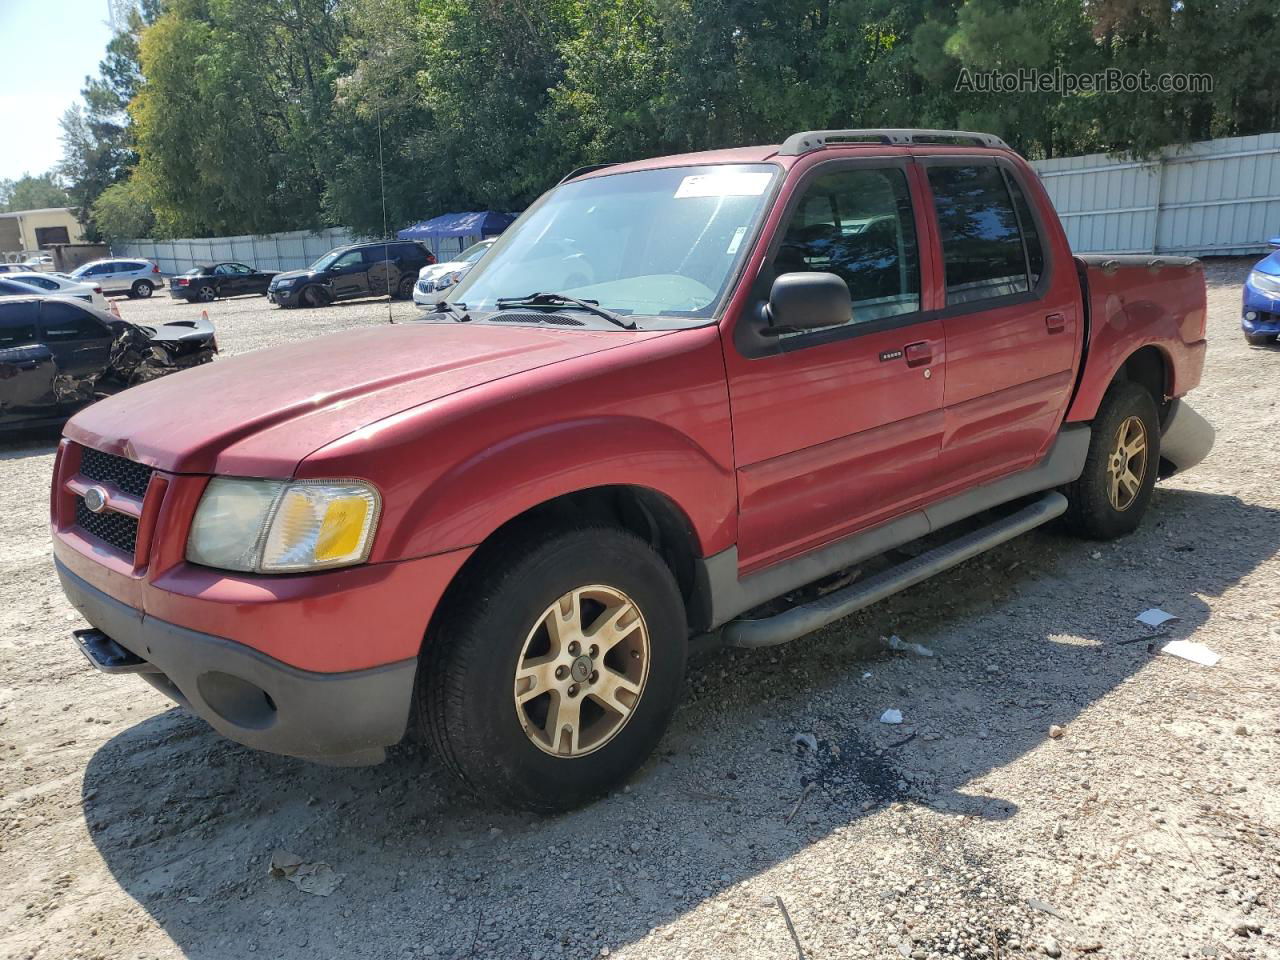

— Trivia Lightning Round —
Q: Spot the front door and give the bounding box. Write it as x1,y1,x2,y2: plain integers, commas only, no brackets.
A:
38,300,115,407
722,160,946,576
920,159,1080,493
326,249,370,299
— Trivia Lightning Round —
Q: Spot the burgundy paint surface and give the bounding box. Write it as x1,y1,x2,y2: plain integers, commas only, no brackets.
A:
53,140,1208,675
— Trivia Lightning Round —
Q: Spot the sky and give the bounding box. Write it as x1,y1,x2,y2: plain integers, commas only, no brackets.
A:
0,0,115,182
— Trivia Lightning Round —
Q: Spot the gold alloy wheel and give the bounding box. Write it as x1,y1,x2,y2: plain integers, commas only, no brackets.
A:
513,584,650,757
1106,414,1149,512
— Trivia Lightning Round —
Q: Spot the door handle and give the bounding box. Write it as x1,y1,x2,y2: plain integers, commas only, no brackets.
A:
904,341,932,367
1045,313,1067,334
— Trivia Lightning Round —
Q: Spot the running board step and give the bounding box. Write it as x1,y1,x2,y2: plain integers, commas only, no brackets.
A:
720,492,1067,649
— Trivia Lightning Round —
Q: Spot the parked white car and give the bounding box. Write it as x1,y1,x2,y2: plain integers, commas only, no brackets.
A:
412,239,494,308
69,258,166,298
2,271,111,310
22,254,54,271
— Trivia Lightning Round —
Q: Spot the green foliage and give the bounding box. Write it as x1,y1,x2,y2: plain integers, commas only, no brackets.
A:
0,173,71,213
56,0,1280,238
90,177,157,241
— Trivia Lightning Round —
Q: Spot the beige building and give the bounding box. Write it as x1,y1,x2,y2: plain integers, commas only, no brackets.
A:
0,207,85,255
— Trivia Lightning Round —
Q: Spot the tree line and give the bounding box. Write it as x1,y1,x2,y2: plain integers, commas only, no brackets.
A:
30,0,1280,242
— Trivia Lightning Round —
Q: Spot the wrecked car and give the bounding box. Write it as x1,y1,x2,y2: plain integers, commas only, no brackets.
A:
0,296,216,433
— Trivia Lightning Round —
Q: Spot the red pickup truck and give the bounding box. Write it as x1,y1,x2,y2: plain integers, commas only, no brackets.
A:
53,129,1213,810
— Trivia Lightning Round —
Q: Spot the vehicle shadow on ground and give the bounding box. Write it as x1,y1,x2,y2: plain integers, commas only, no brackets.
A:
81,487,1279,959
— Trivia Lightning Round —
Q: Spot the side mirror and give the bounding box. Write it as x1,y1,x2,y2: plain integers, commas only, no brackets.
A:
766,272,852,332
1269,237,1280,249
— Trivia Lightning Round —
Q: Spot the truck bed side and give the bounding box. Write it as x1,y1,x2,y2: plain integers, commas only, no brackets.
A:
1066,254,1207,423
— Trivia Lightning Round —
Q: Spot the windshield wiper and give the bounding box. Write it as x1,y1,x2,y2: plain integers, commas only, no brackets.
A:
494,292,637,330
432,300,472,322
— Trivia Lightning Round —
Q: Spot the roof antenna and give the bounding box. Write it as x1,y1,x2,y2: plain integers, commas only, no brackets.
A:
377,96,393,324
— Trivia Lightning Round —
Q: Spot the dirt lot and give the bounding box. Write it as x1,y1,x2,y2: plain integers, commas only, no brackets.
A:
1,267,1277,960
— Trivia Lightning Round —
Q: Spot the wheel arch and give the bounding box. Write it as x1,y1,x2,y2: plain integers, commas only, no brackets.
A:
425,484,708,644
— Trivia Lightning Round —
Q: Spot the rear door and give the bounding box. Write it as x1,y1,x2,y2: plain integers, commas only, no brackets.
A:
0,301,56,425
722,159,946,574
38,300,115,406
920,158,1079,494
363,245,394,296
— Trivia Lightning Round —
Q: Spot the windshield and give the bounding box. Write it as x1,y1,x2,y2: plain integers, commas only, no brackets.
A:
451,163,778,318
309,248,344,271
457,241,491,263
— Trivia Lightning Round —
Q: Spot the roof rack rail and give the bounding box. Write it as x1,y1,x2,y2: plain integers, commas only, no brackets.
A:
777,128,1009,156
559,162,619,184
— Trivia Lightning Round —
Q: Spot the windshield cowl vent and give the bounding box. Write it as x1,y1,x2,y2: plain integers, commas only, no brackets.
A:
487,312,585,326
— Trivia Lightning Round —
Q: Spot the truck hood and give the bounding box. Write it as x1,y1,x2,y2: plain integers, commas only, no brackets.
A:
65,322,668,476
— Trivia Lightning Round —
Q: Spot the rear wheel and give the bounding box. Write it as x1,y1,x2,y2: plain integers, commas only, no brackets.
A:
419,527,686,811
1062,380,1161,540
197,285,217,303
396,275,415,299
131,280,154,299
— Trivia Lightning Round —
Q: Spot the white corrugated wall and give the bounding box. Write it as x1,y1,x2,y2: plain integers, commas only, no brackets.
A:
1031,133,1280,258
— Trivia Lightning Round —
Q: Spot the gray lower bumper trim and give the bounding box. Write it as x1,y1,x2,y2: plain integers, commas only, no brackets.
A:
1159,399,1214,477
56,559,417,764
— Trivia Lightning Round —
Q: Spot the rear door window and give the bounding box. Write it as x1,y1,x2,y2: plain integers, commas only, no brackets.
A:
40,301,108,342
927,165,1035,305
0,301,39,347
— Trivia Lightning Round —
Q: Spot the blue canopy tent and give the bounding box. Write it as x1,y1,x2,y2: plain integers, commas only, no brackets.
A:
397,211,516,258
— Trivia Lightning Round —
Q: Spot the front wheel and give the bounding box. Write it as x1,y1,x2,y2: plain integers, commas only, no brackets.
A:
299,285,329,308
131,280,154,299
1062,380,1161,540
419,527,687,811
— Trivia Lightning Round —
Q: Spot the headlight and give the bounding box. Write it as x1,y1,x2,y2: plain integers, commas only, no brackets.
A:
187,477,381,573
435,272,458,290
1249,269,1280,297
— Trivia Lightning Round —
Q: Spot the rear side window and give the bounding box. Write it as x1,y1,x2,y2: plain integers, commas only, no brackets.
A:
395,242,425,258
928,165,1032,305
20,275,58,290
362,245,391,264
0,301,38,348
40,301,106,342
774,166,920,323
1005,174,1044,285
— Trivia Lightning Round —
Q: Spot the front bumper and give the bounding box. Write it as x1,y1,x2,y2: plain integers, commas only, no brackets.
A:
1242,286,1280,334
267,286,302,306
58,559,417,764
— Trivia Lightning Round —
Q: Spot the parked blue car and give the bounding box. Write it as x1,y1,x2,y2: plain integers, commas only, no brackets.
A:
1242,238,1280,344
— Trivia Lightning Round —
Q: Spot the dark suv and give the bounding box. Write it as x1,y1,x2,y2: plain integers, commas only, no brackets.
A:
267,241,437,308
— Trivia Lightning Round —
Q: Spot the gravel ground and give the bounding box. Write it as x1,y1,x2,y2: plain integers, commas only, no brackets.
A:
1,270,1277,960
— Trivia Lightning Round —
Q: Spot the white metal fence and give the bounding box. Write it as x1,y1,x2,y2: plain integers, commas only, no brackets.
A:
115,227,481,275
1030,133,1280,257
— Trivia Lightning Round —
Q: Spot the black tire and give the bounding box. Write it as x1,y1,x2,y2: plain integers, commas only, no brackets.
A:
419,526,687,811
197,285,217,303
299,285,329,308
1062,379,1161,540
395,274,415,300
131,280,154,299
1245,332,1275,346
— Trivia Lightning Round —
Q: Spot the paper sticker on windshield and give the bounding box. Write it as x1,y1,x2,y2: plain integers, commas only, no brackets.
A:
726,226,747,255
674,172,772,199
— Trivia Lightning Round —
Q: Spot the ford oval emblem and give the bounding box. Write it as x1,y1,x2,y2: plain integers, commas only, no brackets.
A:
82,485,110,514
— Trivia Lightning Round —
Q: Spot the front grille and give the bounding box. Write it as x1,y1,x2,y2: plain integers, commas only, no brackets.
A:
417,278,431,293
79,447,153,498
75,499,140,554
74,447,154,556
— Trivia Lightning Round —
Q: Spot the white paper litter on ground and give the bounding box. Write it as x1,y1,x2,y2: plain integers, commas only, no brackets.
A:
1136,608,1179,628
1160,640,1221,667
884,634,935,657
880,709,903,725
